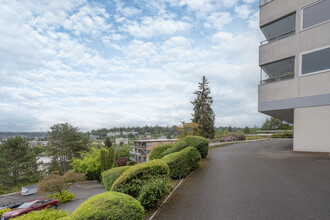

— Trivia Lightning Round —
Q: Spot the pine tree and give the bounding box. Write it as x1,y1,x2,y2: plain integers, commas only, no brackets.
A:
104,137,112,148
100,149,106,172
0,137,40,187
191,75,215,139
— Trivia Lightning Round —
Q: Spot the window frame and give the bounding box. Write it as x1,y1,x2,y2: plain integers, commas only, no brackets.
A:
299,45,330,76
301,0,330,31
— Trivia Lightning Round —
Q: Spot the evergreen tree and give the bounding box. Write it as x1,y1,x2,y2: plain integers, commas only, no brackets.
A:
104,137,112,148
47,123,89,174
100,149,106,172
191,76,216,139
113,150,119,168
0,137,40,187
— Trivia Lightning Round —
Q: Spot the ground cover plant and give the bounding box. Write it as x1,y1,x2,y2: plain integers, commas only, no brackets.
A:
149,144,173,160
183,135,209,158
70,191,144,220
162,147,201,179
14,208,69,220
102,166,131,191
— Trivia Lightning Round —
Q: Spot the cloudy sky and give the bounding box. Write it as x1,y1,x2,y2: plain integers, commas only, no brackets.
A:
0,0,266,131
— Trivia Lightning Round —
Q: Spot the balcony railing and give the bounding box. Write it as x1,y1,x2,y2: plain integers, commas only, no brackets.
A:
260,71,295,85
260,0,273,7
260,30,295,46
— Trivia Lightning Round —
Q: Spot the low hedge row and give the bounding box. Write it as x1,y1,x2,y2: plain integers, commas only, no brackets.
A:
162,147,201,179
162,141,188,157
102,166,131,191
15,209,69,220
111,159,170,198
183,135,209,158
149,144,173,160
71,191,144,220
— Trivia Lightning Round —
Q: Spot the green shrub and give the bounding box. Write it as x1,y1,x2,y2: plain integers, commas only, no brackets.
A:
15,208,69,220
162,147,201,179
0,208,10,217
162,141,188,157
111,159,170,198
48,190,75,203
70,191,144,220
149,144,173,160
183,135,209,158
138,178,171,210
102,166,131,191
271,131,293,138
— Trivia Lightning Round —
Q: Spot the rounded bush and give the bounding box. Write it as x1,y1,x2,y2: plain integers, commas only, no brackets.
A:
149,144,173,160
71,191,144,220
15,209,69,220
102,166,131,191
111,159,170,198
162,141,188,157
183,135,209,158
48,190,75,203
138,178,171,210
162,147,201,179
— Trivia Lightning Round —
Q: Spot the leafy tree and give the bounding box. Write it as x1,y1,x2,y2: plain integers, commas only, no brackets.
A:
191,76,216,139
38,171,85,201
71,147,102,180
228,126,233,133
0,137,40,187
262,117,293,130
118,146,131,159
104,137,112,148
243,126,251,134
46,123,89,174
175,121,200,139
32,145,45,155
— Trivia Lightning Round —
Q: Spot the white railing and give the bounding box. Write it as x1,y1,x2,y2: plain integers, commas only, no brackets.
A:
260,70,295,85
260,30,295,46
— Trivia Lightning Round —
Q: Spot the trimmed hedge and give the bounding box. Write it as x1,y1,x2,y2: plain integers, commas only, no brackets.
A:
70,191,144,220
15,209,69,220
102,166,131,191
149,144,173,160
138,178,171,210
183,135,209,158
162,141,188,157
111,159,170,198
162,147,201,179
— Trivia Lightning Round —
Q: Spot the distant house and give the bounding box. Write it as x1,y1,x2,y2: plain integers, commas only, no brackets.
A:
131,139,177,163
115,138,129,145
37,156,52,171
89,135,99,140
28,140,49,147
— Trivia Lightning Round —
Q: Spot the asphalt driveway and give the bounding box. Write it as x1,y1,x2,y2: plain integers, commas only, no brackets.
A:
154,139,330,220
0,181,106,213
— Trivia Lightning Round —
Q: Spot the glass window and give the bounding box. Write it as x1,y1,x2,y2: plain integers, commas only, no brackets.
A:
261,57,295,78
261,13,296,44
301,47,330,75
303,0,330,29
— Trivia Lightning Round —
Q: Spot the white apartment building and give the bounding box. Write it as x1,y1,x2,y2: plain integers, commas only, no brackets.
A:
259,0,330,152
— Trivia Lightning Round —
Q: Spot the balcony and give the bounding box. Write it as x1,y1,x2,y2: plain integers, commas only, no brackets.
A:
260,57,295,84
260,30,295,46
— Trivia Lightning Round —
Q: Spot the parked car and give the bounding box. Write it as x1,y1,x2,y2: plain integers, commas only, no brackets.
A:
0,202,23,210
1,198,59,220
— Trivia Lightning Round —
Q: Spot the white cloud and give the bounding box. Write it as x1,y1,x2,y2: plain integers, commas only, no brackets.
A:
234,4,252,19
204,12,233,30
125,17,192,38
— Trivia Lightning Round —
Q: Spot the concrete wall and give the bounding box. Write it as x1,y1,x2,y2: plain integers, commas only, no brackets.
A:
294,106,330,152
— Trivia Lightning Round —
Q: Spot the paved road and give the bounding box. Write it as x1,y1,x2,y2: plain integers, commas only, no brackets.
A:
0,181,106,213
154,139,330,220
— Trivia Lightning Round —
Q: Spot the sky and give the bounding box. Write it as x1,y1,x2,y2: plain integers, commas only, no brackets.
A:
0,0,267,132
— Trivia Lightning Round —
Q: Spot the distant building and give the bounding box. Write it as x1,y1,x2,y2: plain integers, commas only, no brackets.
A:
131,139,177,163
37,156,52,171
89,135,99,140
28,141,48,147
115,138,129,145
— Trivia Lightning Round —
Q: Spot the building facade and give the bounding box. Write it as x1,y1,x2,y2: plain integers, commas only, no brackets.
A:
131,139,177,163
259,0,330,152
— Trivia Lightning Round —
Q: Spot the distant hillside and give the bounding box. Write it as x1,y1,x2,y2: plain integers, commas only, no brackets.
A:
0,132,48,139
